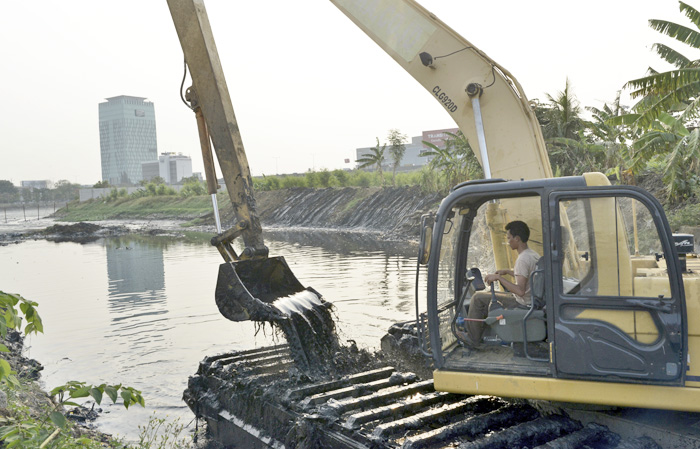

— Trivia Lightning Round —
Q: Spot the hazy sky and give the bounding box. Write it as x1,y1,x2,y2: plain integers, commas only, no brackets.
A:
0,1,685,186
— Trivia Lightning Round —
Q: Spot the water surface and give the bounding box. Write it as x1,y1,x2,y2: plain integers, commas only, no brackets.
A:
0,230,423,440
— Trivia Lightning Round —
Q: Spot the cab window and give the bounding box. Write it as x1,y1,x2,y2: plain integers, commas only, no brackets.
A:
558,196,671,298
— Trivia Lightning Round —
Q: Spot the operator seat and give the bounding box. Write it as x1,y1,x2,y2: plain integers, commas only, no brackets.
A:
486,258,546,343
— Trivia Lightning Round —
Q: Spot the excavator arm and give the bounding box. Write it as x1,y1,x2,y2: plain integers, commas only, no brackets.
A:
331,0,553,180
166,0,266,259
167,0,321,324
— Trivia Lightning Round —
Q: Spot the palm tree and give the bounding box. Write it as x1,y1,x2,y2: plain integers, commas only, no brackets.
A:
585,93,637,183
625,1,700,126
356,138,386,186
535,80,591,176
546,132,607,177
618,2,700,202
421,131,481,192
541,79,585,141
631,113,700,201
387,129,407,186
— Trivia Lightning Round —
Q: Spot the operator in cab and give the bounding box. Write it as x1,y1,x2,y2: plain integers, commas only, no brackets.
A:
464,220,540,348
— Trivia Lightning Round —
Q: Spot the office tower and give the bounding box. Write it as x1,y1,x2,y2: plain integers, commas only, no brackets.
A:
98,96,157,186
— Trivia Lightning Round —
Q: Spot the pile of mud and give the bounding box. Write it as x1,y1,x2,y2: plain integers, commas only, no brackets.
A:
189,290,667,448
35,223,129,243
3,330,43,381
185,346,663,449
0,222,131,245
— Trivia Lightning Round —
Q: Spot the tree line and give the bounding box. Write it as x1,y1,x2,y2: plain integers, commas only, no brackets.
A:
0,180,81,205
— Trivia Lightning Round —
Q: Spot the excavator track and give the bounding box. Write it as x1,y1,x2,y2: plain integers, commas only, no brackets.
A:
184,345,668,449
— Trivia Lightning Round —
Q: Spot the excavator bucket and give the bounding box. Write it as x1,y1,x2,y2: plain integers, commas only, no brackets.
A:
214,256,321,322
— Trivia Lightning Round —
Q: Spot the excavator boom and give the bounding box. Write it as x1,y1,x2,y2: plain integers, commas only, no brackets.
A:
331,0,552,180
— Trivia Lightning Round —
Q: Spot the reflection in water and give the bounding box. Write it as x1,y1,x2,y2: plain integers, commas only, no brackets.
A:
0,233,424,441
105,238,166,322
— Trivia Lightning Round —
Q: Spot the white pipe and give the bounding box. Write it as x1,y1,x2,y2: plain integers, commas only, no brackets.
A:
470,95,492,179
211,193,222,234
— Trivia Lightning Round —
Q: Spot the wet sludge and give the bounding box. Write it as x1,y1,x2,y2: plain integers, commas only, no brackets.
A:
185,344,663,448
270,289,340,375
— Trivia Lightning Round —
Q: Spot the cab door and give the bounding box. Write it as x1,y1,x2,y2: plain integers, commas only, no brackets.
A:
549,188,685,384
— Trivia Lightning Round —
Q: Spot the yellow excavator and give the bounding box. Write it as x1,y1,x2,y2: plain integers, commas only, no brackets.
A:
335,0,700,412
167,0,700,414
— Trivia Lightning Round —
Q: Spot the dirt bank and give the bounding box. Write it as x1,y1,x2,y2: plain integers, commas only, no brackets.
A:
197,186,442,241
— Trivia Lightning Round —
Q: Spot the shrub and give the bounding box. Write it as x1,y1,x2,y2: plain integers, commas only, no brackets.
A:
317,169,332,188
254,175,282,192
332,169,349,187
395,171,422,187
305,171,320,188
350,170,372,187
668,203,700,230
180,181,206,197
280,175,307,189
418,167,439,193
0,292,145,449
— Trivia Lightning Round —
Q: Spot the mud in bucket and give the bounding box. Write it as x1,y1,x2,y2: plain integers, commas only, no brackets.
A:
215,256,314,321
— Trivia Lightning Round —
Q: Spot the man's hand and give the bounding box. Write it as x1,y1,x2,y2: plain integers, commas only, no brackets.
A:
485,270,528,298
484,269,512,285
484,273,500,285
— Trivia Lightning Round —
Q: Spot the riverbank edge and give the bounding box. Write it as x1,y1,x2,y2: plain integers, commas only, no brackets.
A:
53,186,442,240
2,186,443,252
0,330,116,447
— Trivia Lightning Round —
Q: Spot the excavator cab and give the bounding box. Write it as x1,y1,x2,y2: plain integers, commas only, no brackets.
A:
418,174,700,412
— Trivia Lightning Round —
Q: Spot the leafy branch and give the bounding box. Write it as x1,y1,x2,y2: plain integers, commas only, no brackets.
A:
0,291,146,448
0,291,44,385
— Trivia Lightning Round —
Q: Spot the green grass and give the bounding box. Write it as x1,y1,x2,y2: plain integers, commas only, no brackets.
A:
55,195,217,222
338,189,376,216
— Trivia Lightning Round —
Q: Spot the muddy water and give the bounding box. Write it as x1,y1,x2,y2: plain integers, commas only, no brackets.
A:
0,230,423,441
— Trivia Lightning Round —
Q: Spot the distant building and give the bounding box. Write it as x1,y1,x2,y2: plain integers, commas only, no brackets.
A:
141,152,193,184
20,180,52,189
98,95,157,186
422,128,460,149
355,127,459,170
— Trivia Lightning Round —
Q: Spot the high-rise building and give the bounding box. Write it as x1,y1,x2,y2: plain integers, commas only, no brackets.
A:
98,95,157,186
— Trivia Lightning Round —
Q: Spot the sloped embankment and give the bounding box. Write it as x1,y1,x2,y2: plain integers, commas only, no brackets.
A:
252,186,442,239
